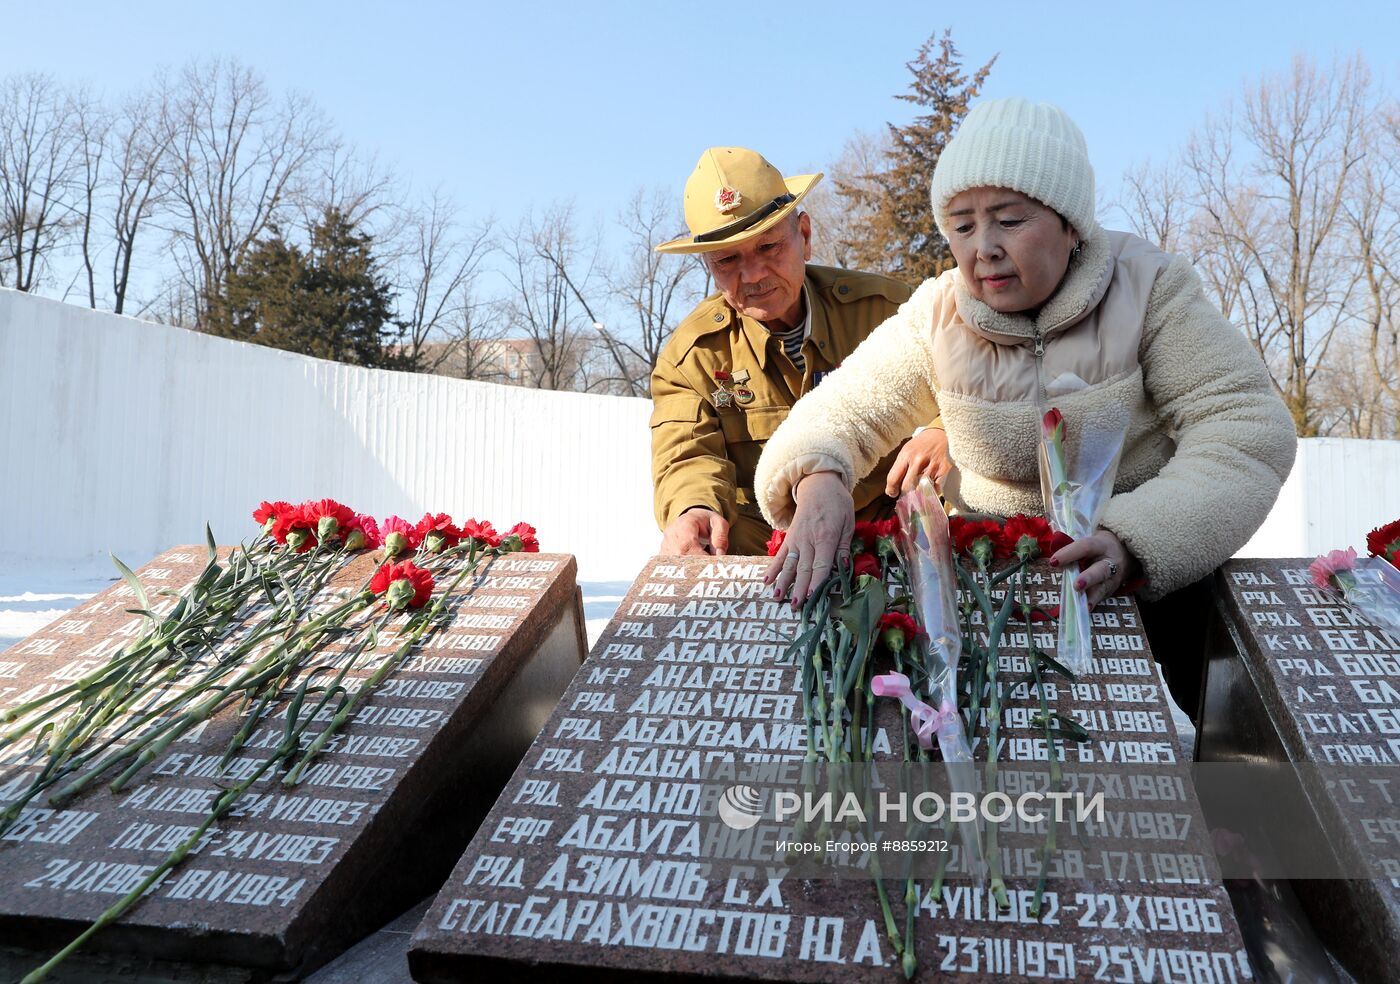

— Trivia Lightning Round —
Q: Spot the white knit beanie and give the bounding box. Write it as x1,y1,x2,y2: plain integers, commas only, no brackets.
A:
930,97,1099,240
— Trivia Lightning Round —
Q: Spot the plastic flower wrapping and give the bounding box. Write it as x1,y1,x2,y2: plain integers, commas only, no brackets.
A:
892,481,968,762
1036,403,1127,674
891,479,984,878
1310,547,1400,633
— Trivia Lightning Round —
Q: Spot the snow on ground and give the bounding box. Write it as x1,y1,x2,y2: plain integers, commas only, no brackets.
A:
0,562,116,654
580,580,630,649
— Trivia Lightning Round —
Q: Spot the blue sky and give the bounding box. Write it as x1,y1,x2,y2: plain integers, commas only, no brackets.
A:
9,1,1399,285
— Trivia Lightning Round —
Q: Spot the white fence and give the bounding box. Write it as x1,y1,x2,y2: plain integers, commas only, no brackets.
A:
2,289,656,581
3,287,1397,583
1239,436,1400,558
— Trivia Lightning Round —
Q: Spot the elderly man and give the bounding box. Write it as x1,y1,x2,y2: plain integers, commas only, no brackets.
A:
651,146,947,556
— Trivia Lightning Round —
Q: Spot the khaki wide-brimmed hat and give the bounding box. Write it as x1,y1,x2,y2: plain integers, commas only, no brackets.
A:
655,147,822,255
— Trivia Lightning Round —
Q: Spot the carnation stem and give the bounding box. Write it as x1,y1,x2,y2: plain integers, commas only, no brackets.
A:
1028,616,1064,920
982,579,1017,911
23,539,516,981
285,549,490,786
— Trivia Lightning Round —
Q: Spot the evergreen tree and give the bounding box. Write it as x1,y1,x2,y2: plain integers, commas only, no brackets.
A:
206,207,406,368
837,31,996,285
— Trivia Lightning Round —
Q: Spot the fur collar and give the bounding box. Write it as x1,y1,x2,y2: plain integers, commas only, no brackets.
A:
952,228,1113,343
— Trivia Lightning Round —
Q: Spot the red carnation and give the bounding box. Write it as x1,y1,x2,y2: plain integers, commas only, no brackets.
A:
852,521,881,553
460,518,502,548
380,516,421,558
852,553,881,580
949,516,1008,566
947,515,967,544
1003,514,1055,561
504,522,540,553
300,498,356,542
765,529,786,557
370,560,434,610
253,500,293,535
345,514,381,552
1367,519,1400,566
872,517,902,556
272,505,317,552
415,512,461,553
873,517,902,540
878,611,921,652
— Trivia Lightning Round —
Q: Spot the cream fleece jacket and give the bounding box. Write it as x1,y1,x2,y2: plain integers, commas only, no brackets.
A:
755,230,1297,601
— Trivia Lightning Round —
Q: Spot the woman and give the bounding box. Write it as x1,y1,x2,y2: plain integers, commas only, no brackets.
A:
756,98,1296,711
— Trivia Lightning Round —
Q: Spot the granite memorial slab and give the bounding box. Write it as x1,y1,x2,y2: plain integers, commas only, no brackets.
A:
409,554,1251,983
1202,557,1400,983
0,544,586,979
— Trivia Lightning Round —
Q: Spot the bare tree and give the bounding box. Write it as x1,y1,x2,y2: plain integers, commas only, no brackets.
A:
1117,158,1192,255
570,328,627,395
107,79,177,315
434,297,513,382
0,73,81,291
163,58,328,326
1181,54,1372,436
808,128,889,268
1341,107,1400,438
591,187,709,397
1311,322,1397,438
391,189,496,372
499,203,605,391
301,138,395,236
141,277,198,329
68,87,111,308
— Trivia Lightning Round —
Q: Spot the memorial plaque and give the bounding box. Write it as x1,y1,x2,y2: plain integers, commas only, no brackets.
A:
410,555,1251,983
1204,558,1400,983
0,545,586,978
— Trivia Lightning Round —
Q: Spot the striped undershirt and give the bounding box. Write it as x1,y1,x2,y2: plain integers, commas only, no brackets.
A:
770,285,811,374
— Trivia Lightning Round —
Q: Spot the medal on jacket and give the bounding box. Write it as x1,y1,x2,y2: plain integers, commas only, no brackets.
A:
728,369,755,405
711,370,735,409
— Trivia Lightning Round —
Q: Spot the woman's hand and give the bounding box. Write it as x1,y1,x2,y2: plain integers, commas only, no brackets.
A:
1049,529,1140,607
763,472,854,604
885,427,952,495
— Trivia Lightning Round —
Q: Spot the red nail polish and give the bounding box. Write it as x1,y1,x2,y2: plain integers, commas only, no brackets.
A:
1049,558,1060,567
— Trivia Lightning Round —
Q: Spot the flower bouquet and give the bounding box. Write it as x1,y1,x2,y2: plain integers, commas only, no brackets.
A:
886,481,973,770
1036,405,1127,674
2,500,538,983
785,488,1091,979
878,480,984,897
1310,527,1400,634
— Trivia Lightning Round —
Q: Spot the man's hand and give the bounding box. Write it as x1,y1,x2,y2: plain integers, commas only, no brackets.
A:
886,428,952,496
1050,529,1140,607
762,472,854,604
660,508,730,556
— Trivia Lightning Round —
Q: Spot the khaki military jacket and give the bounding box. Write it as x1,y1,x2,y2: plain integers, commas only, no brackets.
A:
651,265,912,555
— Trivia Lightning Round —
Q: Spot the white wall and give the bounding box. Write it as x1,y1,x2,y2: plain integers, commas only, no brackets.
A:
1,289,657,581
1239,436,1400,558
3,288,1396,581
